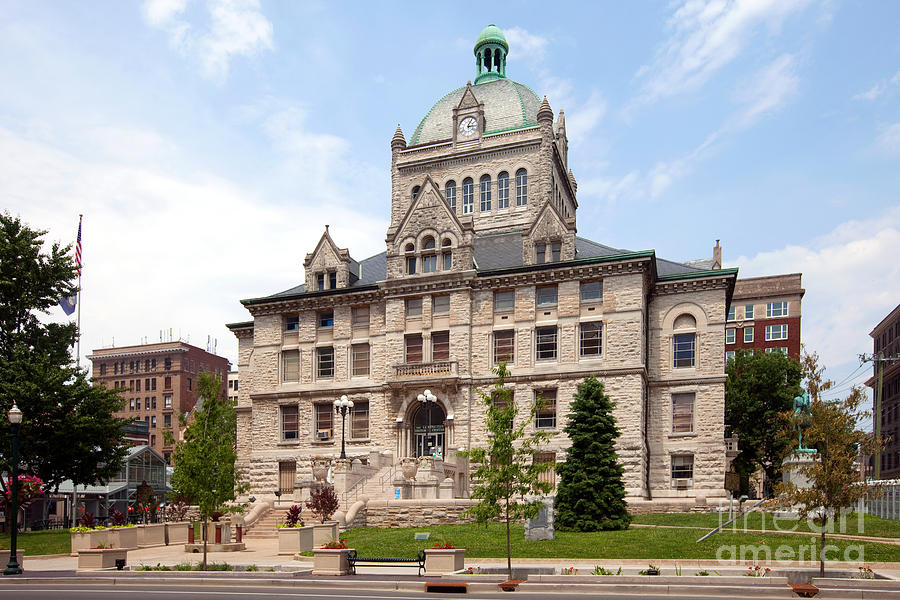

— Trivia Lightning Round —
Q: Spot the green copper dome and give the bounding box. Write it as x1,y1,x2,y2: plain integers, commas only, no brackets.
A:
474,24,508,52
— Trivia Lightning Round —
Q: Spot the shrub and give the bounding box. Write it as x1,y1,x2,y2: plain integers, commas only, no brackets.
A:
79,511,96,527
110,509,127,526
283,504,304,528
166,500,190,521
306,486,339,523
638,564,660,576
592,566,620,576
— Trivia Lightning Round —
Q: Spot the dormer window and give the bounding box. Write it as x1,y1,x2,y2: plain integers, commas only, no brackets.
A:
316,273,325,291
421,236,437,273
536,243,546,264
551,242,561,262
329,271,337,289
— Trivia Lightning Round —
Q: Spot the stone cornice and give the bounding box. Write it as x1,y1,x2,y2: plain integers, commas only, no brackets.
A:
649,375,727,387
244,289,382,317
654,272,736,296
474,254,653,289
397,137,540,172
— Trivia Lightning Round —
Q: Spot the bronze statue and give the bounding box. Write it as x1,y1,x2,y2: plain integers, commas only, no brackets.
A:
792,391,817,454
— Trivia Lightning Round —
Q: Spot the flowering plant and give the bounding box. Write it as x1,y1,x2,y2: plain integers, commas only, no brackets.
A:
1,475,44,509
282,504,304,528
321,538,349,549
857,566,874,580
432,541,455,549
562,566,579,575
745,565,771,577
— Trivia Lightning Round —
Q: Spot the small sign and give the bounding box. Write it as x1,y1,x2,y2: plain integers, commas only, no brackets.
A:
394,487,401,499
414,532,430,540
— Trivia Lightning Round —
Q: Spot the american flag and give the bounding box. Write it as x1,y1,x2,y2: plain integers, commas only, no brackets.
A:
75,218,82,276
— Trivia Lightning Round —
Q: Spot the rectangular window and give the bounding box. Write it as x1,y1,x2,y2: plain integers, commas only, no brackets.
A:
672,393,694,433
145,397,150,409
580,322,602,357
164,413,171,428
151,434,156,446
767,301,788,318
480,177,491,212
318,310,334,328
329,272,337,289
352,306,370,327
432,331,450,361
744,327,754,342
515,170,527,206
536,326,558,361
535,243,546,264
494,290,515,312
536,284,558,307
282,349,300,382
446,182,456,212
726,328,736,344
497,173,509,208
727,306,736,321
100,363,107,376
164,394,172,409
315,404,333,439
151,378,156,391
316,273,325,291
443,252,452,271
422,254,437,273
765,324,788,341
766,347,788,354
672,455,694,480
725,350,735,362
673,333,696,368
432,295,450,315
164,376,172,389
406,298,423,317
129,398,134,410
534,451,556,489
535,390,557,429
493,330,515,364
745,304,754,319
151,415,157,429
281,405,299,440
551,242,561,262
352,343,370,376
145,378,150,391
351,401,369,439
316,347,334,378
405,334,423,363
462,179,474,214
284,315,300,331
407,256,416,275
136,379,141,392
491,390,510,412
580,280,602,302
151,397,157,409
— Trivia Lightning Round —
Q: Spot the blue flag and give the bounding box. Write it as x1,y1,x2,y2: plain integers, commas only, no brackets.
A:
60,295,76,315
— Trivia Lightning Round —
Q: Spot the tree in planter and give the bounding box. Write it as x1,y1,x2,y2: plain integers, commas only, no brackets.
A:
775,349,883,578
306,486,339,524
725,349,803,496
459,363,554,581
167,371,246,569
283,504,304,528
555,376,631,531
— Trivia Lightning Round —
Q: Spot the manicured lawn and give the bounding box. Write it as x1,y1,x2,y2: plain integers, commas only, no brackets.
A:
0,529,70,556
631,512,900,538
343,522,900,562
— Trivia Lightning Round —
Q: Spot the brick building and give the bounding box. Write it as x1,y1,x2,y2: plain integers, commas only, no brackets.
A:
229,25,740,511
724,273,804,361
88,341,230,464
869,303,900,478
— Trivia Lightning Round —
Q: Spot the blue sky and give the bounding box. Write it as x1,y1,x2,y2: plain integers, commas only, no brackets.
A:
2,1,898,411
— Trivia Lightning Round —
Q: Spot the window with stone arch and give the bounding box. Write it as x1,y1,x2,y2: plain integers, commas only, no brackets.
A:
445,180,457,213
441,237,452,271
497,171,509,208
480,174,492,212
515,168,528,206
412,185,420,200
421,235,437,274
462,177,474,214
405,242,416,275
672,313,697,369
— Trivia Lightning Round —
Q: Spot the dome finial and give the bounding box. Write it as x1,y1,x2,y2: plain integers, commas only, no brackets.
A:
538,96,553,124
391,124,406,150
474,25,508,84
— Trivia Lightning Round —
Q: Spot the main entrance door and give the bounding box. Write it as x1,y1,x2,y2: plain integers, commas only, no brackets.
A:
412,402,446,458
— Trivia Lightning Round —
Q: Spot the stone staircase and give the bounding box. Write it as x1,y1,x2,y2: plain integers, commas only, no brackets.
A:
341,464,398,507
243,505,279,539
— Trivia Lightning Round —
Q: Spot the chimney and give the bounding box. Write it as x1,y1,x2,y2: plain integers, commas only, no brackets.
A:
712,240,722,270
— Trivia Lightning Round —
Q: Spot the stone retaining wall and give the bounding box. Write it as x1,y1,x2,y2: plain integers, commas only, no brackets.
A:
361,499,477,527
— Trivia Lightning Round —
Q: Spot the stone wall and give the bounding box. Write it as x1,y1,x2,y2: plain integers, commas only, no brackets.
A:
361,499,477,528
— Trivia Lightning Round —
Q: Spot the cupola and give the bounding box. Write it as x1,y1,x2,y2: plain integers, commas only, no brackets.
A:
474,24,508,84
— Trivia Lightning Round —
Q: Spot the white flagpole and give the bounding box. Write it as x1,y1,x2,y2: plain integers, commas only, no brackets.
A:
76,214,83,368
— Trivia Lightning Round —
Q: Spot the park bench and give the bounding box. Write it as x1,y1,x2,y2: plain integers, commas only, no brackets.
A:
346,549,426,576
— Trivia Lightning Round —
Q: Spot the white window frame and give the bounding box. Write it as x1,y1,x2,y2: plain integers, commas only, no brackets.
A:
672,392,694,434
744,327,754,343
744,304,754,319
725,328,736,344
766,301,788,318
765,324,788,341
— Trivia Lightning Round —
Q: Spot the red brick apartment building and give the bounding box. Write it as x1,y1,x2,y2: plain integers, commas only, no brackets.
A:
869,303,900,478
89,341,230,464
725,273,804,361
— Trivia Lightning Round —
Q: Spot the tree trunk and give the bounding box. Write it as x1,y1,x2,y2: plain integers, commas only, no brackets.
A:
505,495,512,581
819,524,826,578
202,515,208,571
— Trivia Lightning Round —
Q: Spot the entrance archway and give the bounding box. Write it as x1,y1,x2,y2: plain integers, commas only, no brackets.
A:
411,401,446,458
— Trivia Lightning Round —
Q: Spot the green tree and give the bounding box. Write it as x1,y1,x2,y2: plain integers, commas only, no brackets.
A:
776,350,882,577
725,348,803,495
167,370,244,569
459,363,553,581
0,213,129,509
555,376,631,531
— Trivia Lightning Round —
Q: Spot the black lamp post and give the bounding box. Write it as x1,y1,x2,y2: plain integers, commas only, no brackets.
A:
333,395,353,460
4,404,23,576
417,390,437,457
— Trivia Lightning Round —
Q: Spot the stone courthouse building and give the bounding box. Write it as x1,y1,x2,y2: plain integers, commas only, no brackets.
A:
229,26,739,511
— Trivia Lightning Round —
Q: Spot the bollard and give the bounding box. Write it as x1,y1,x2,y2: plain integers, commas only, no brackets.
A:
188,524,195,544
235,525,243,543
215,523,222,544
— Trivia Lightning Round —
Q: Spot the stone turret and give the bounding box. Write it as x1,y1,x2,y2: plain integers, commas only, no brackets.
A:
537,96,553,124
391,125,406,151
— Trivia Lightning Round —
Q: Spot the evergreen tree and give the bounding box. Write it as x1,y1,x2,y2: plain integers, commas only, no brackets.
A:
167,370,245,569
0,212,129,506
555,376,631,531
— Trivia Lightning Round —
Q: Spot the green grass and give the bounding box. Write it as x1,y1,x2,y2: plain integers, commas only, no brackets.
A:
631,512,900,538
342,522,900,562
0,530,71,556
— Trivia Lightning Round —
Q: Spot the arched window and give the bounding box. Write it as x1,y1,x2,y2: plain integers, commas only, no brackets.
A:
497,172,509,208
412,185,420,200
421,236,437,273
516,169,528,206
462,178,474,214
422,236,436,250
480,175,491,212
442,238,452,270
673,314,697,368
405,243,416,275
445,180,457,213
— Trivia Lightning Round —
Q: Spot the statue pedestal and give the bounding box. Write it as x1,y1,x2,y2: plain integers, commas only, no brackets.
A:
783,452,817,490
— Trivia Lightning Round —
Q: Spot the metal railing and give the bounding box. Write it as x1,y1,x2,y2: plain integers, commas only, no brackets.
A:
863,480,900,520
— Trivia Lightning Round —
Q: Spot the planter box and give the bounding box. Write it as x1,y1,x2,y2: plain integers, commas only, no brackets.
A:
312,547,352,576
108,526,138,550
203,521,231,544
312,522,339,546
70,529,108,555
425,548,466,574
278,526,314,554
137,523,166,548
77,547,128,570
165,521,190,545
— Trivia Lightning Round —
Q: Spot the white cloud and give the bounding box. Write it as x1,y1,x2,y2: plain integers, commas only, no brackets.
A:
730,204,900,373
877,122,900,154
731,54,799,129
504,27,548,69
634,0,810,105
565,91,607,146
852,70,900,101
142,0,274,81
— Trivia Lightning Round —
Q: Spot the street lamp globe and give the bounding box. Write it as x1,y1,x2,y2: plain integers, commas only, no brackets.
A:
8,404,22,424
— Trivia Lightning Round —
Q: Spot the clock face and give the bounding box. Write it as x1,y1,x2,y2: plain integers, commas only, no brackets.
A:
458,116,478,137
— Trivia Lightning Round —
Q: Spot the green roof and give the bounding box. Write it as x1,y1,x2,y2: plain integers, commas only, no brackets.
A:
475,24,508,51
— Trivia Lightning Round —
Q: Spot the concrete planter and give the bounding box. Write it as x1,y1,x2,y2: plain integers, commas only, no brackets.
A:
137,523,166,548
277,526,314,554
108,525,138,550
311,547,352,575
312,522,339,546
165,521,190,545
70,529,108,554
424,548,466,574
77,547,128,570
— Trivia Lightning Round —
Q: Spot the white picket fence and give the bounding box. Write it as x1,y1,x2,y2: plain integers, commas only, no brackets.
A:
862,480,900,520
